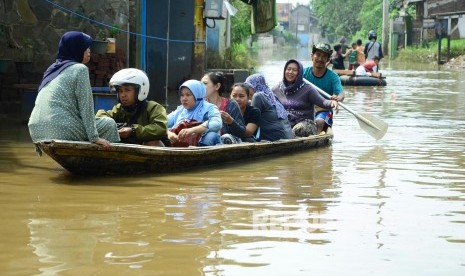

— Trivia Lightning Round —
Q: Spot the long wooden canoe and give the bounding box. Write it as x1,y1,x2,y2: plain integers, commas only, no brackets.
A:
36,132,333,175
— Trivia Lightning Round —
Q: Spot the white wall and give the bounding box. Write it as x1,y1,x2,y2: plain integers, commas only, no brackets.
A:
458,18,465,38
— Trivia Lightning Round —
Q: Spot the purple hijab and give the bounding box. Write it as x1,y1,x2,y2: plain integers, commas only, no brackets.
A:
38,31,93,92
279,59,305,95
244,73,288,119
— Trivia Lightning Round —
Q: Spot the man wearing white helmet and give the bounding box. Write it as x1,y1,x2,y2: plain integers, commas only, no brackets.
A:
96,68,168,146
364,30,383,63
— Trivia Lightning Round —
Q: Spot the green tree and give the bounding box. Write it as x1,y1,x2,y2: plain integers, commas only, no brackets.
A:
311,0,362,42
357,0,383,41
311,0,396,43
207,0,256,69
230,0,252,44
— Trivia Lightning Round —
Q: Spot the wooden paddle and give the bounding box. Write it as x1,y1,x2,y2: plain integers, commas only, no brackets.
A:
333,69,355,76
304,79,388,140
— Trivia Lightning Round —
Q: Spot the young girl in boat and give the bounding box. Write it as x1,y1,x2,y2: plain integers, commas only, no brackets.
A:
202,72,245,144
355,56,380,76
272,59,337,137
244,74,294,141
96,68,168,146
167,80,222,146
28,31,119,148
230,83,261,142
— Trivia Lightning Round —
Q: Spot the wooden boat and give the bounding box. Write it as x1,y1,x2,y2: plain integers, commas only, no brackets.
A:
333,69,387,86
36,132,333,175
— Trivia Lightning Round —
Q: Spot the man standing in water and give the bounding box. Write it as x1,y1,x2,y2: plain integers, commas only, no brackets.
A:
364,30,383,62
303,43,345,134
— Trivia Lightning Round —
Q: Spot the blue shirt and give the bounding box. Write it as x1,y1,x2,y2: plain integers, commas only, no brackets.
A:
303,66,343,97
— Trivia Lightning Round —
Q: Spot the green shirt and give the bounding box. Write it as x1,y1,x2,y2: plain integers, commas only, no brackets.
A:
348,49,358,65
96,101,168,143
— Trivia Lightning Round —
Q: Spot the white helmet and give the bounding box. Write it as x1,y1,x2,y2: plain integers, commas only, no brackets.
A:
109,68,150,101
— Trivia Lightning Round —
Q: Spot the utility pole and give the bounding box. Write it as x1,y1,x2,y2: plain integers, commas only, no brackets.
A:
193,0,206,79
382,0,389,57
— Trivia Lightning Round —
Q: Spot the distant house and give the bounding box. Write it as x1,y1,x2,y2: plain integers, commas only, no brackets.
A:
398,0,465,45
289,5,320,47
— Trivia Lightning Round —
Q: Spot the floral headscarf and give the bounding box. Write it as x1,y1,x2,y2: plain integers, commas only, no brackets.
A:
245,73,288,119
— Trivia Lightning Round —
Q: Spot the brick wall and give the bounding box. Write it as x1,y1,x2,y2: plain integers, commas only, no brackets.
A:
88,50,126,87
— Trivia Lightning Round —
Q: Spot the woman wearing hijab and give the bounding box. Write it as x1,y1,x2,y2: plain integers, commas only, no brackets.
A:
272,59,337,137
28,31,119,148
167,80,221,146
244,73,294,141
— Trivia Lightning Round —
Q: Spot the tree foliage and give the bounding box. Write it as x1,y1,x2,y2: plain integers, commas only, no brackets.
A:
230,0,252,44
311,0,391,43
311,0,363,42
358,0,383,39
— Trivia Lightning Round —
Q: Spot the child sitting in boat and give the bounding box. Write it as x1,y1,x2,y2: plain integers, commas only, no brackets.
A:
230,83,261,142
96,68,168,146
167,80,222,147
355,56,380,77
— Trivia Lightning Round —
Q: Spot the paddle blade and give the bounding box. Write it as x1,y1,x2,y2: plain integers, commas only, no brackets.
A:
356,113,388,140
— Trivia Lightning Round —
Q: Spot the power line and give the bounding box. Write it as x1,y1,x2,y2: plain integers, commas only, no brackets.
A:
42,0,205,44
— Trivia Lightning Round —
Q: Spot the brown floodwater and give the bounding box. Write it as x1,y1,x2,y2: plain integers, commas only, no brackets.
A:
1,50,464,275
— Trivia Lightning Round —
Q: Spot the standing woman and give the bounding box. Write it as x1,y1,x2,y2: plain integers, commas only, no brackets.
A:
28,31,119,148
167,80,221,146
272,59,337,137
202,72,245,143
230,83,261,142
244,74,294,141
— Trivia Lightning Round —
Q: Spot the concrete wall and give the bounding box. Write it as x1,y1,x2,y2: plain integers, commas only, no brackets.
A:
257,35,274,48
459,18,465,38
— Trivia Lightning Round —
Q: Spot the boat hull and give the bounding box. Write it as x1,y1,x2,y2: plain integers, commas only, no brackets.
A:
37,133,332,175
340,75,387,86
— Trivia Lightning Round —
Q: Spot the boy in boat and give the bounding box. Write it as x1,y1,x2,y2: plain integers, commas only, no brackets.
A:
303,43,345,134
355,56,380,77
96,68,168,146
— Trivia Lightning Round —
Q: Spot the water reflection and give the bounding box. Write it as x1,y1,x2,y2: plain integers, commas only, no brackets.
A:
203,148,338,274
24,181,211,275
